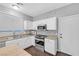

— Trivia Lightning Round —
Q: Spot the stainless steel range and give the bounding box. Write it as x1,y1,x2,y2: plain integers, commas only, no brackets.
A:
35,34,47,52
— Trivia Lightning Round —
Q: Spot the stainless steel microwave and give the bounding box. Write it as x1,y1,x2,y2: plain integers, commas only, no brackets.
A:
37,24,47,30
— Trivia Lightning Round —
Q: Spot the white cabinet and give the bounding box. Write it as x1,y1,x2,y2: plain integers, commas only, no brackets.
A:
23,37,33,48
6,38,29,49
33,19,47,30
29,36,35,46
6,39,19,47
24,20,33,30
45,39,57,55
46,17,57,30
33,21,39,30
27,20,33,30
18,38,31,49
6,36,35,49
19,37,35,49
33,17,57,30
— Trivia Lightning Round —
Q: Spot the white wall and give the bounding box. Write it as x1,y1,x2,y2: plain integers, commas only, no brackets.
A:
58,14,79,56
33,4,79,21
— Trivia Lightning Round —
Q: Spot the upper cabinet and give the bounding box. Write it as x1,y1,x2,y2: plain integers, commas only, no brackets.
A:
46,17,57,30
24,20,33,30
33,17,57,30
24,17,57,30
33,20,46,30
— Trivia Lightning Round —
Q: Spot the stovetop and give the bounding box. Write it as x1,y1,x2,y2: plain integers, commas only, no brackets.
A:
35,34,47,39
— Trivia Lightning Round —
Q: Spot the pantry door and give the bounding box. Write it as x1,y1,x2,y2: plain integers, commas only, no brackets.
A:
58,14,79,56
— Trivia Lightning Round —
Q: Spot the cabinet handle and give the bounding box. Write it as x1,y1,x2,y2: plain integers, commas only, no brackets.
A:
59,33,63,38
60,36,63,38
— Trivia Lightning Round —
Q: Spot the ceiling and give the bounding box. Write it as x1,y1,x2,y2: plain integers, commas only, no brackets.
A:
0,3,71,17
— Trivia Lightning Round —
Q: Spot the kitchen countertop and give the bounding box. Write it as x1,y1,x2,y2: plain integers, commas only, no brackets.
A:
0,34,58,42
0,45,31,56
46,35,58,40
0,34,35,42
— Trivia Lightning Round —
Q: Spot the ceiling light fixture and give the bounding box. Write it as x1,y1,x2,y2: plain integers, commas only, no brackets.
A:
12,5,19,10
17,3,23,5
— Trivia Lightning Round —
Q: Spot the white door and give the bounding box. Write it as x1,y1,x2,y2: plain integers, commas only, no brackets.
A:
58,14,79,56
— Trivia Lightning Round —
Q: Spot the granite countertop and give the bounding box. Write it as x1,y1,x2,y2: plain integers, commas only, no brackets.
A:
0,45,31,56
0,34,35,42
46,35,58,40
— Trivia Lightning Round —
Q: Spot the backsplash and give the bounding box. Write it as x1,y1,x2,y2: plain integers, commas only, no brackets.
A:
36,30,57,35
0,31,26,37
0,30,57,37
0,32,13,37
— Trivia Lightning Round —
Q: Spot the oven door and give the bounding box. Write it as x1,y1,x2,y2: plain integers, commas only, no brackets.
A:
35,40,44,46
35,40,44,52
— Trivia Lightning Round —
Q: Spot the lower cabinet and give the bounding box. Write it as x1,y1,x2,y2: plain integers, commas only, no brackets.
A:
45,39,57,55
6,36,35,49
29,36,35,46
6,39,19,47
18,38,31,49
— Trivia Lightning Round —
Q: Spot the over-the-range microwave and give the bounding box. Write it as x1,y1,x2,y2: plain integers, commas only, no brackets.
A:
37,24,47,30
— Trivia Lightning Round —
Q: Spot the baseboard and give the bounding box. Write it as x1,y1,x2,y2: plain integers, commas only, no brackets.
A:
44,51,54,56
57,49,72,56
57,51,71,56
45,50,71,56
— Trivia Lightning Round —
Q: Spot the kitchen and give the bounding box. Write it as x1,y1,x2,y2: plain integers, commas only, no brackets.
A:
0,15,58,56
0,3,79,56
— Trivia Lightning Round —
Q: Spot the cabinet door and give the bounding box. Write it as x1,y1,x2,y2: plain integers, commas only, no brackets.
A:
33,20,46,30
18,37,34,49
27,20,33,30
45,39,57,55
6,36,35,49
47,17,57,30
29,36,35,46
19,38,28,49
24,20,33,30
33,17,57,30
6,39,19,46
33,21,38,30
6,38,31,49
